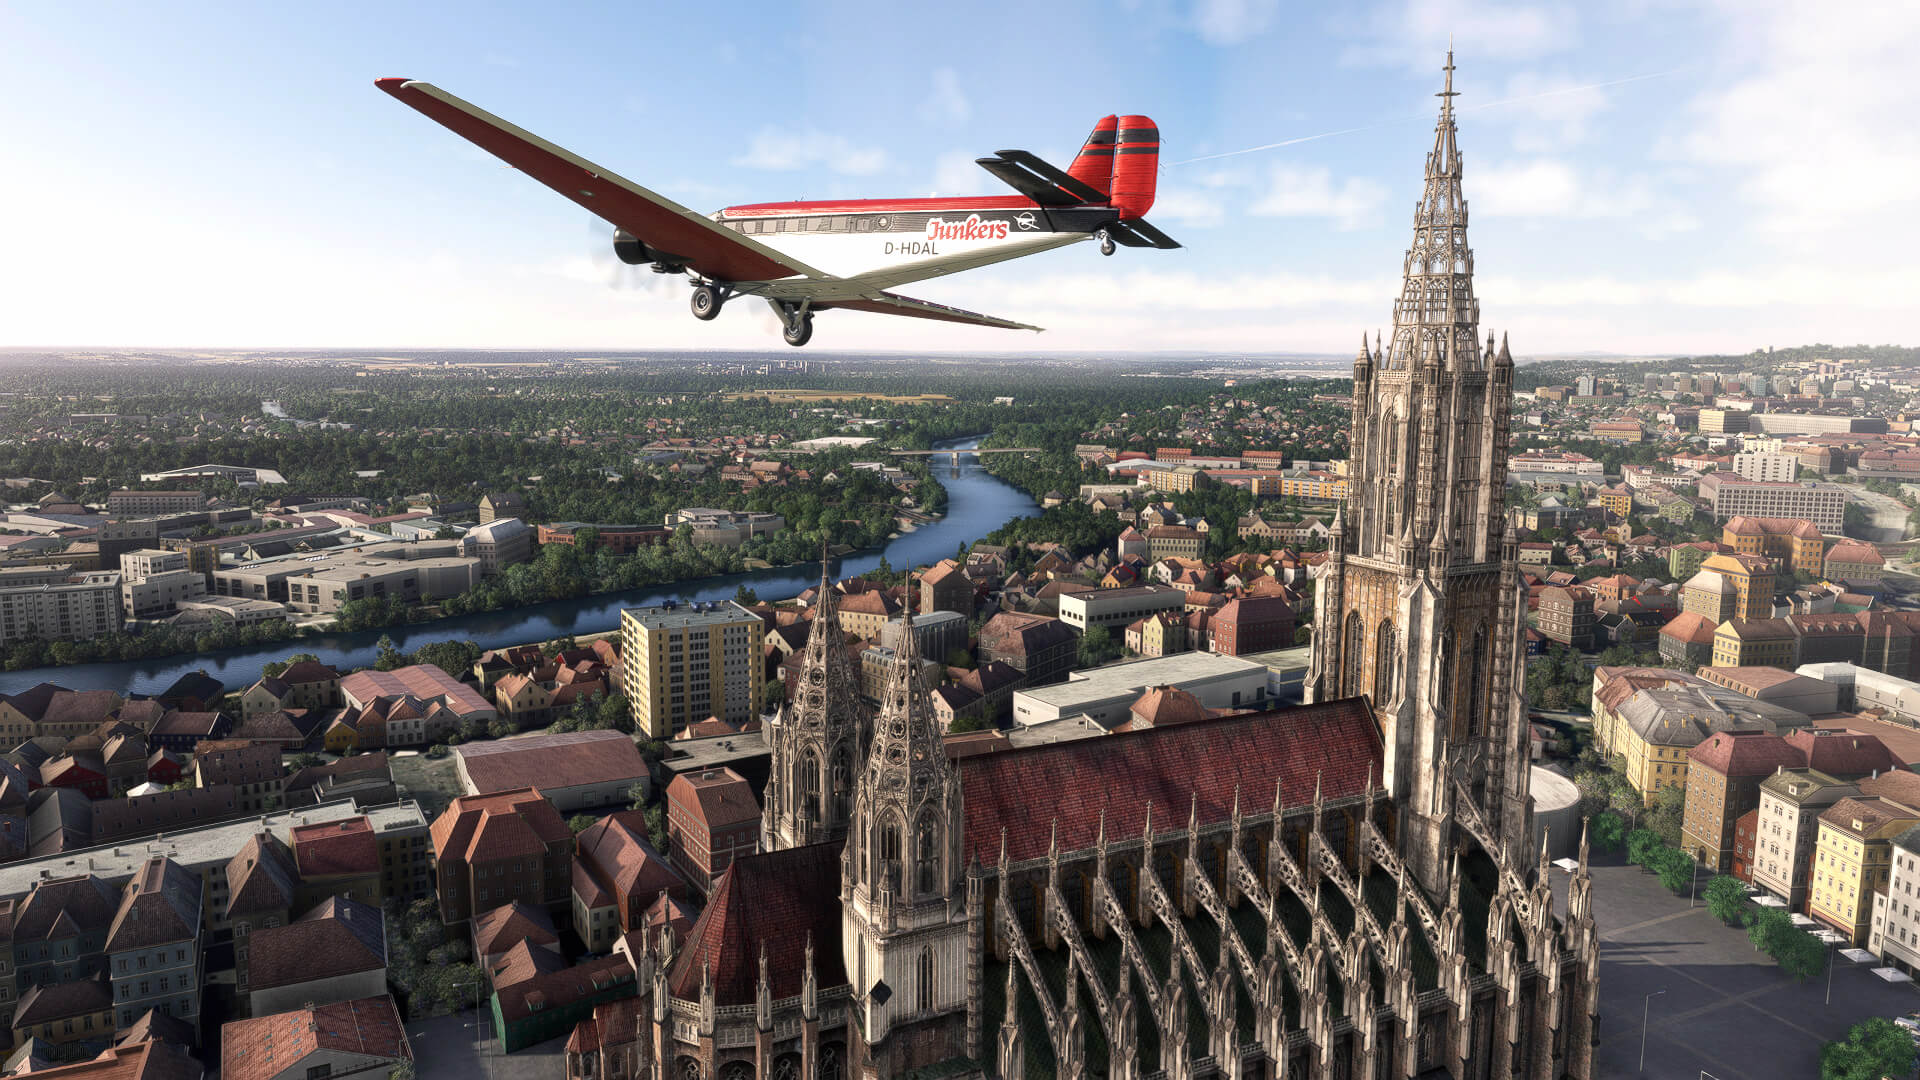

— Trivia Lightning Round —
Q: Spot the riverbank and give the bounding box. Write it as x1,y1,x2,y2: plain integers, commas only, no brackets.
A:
0,438,1037,696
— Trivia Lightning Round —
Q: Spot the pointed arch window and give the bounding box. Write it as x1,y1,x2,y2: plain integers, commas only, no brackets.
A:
1466,627,1488,738
1341,610,1364,699
1373,620,1397,704
829,745,852,826
879,817,903,895
915,811,941,896
916,947,934,1013
800,748,821,827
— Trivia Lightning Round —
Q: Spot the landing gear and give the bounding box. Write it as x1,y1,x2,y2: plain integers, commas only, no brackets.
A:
1097,229,1116,257
689,284,722,321
778,301,814,347
782,311,814,347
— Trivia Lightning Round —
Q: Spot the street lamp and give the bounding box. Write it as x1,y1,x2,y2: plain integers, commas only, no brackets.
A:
1641,988,1668,1074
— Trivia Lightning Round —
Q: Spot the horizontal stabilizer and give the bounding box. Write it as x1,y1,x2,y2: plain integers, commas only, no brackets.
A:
1107,218,1181,250
993,149,1110,205
975,156,1081,207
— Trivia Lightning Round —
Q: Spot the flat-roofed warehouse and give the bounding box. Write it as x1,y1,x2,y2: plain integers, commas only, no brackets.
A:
454,729,651,811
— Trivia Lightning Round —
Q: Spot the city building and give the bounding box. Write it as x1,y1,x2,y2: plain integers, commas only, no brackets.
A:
0,572,123,646
1658,612,1719,669
221,996,412,1080
1681,731,1809,873
570,810,685,953
878,609,967,664
428,788,572,926
664,767,761,896
1596,677,1812,804
1722,517,1825,576
1010,651,1270,729
975,612,1077,686
1825,541,1886,583
339,664,496,748
1812,795,1920,944
1698,552,1776,621
1206,595,1295,655
1143,525,1204,561
244,896,387,1018
1056,584,1186,636
535,522,671,555
104,857,203,1034
479,492,526,524
1697,474,1847,533
1711,618,1799,668
106,491,206,516
1536,586,1596,649
1732,451,1798,483
1868,824,1920,971
464,517,534,576
282,548,480,614
1754,768,1860,912
620,601,764,738
918,559,974,617
454,729,650,812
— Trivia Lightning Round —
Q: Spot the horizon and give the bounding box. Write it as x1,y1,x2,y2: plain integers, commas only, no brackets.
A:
5,2,1913,355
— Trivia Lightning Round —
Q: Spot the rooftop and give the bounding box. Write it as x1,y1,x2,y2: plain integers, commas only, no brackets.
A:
621,600,758,631
456,729,648,795
1014,652,1267,717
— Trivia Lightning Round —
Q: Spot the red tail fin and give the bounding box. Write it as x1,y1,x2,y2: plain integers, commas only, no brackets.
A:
1067,115,1118,200
1110,114,1159,219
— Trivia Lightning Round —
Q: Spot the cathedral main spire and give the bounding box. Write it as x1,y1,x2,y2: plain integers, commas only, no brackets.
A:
1304,52,1534,891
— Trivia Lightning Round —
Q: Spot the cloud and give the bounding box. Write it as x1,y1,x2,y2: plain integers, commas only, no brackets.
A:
732,129,890,175
1491,70,1609,151
918,68,971,125
1191,0,1280,45
927,150,984,197
1471,158,1698,237
1249,166,1389,229
1149,187,1227,228
1339,0,1577,70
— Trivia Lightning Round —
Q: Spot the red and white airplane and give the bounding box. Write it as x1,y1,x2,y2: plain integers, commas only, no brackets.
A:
376,78,1178,346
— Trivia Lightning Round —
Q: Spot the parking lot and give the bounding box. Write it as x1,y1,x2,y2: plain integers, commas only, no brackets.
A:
408,1010,566,1080
1561,855,1920,1078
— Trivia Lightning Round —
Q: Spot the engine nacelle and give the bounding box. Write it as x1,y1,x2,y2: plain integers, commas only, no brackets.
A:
613,229,651,266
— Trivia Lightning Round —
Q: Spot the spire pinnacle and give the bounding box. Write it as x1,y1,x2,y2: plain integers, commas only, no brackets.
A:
1439,42,1457,121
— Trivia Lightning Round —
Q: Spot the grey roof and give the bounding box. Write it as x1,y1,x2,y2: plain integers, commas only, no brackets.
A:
1618,684,1813,748
105,857,201,953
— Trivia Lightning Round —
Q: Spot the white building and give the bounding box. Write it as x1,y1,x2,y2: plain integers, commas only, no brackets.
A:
1057,584,1186,635
1870,824,1920,972
1797,662,1920,722
1010,652,1271,729
1733,451,1799,483
464,516,533,575
0,571,122,645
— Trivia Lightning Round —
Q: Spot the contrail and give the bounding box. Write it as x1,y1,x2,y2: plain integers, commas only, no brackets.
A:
1161,69,1681,167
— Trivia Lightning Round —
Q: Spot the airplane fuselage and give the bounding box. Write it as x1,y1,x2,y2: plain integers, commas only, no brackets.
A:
713,196,1103,296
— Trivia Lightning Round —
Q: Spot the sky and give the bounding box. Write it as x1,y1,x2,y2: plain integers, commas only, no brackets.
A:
2,0,1914,357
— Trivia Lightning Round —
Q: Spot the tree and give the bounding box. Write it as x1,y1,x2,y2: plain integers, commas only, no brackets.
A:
596,691,632,732
1821,1017,1920,1080
645,804,669,851
1078,625,1121,668
1748,906,1794,954
1703,875,1748,924
1587,811,1627,855
286,752,325,772
1653,847,1696,894
1293,624,1314,646
734,584,760,605
374,634,406,672
409,638,482,676
488,717,517,739
263,652,320,679
944,646,975,670
761,677,787,714
568,814,597,835
1648,782,1687,847
627,782,650,810
948,713,992,734
1627,828,1664,867
1775,927,1826,982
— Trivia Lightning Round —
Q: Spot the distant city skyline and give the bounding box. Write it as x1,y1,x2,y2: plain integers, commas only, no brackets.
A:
3,0,1909,355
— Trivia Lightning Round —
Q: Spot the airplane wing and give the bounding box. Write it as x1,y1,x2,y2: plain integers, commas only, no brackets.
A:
815,292,1043,332
375,78,828,284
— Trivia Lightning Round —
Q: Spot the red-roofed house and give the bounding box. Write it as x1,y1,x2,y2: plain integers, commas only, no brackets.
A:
570,810,685,952
429,788,572,926
221,996,411,1080
1682,730,1811,872
289,817,382,910
665,768,761,896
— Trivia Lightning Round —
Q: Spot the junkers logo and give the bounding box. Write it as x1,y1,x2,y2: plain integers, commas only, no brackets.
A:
925,214,1010,241
1014,211,1038,231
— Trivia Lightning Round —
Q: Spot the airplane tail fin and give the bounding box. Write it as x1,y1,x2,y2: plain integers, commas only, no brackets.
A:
1110,115,1159,219
1066,115,1118,199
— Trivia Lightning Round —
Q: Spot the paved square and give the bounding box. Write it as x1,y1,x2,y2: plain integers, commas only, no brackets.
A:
408,1010,566,1080
1560,855,1920,1078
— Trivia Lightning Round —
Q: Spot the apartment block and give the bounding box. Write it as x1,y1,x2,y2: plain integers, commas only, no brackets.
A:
0,572,123,646
620,601,764,738
1698,474,1847,533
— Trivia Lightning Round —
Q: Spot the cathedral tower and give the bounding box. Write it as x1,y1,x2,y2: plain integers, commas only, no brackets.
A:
763,551,870,851
842,601,969,1074
1305,52,1533,890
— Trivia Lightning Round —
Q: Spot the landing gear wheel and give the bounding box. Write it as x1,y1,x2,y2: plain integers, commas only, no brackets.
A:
1097,229,1116,257
689,285,722,321
782,311,814,347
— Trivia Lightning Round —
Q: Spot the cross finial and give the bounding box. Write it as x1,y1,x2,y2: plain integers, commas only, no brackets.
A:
1438,42,1458,119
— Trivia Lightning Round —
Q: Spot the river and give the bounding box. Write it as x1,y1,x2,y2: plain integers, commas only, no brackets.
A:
0,437,1038,696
